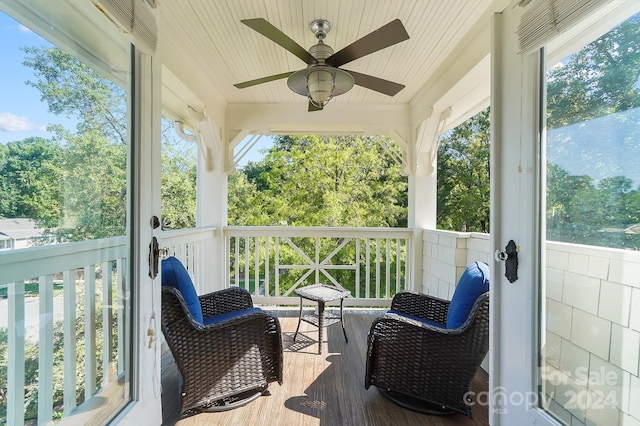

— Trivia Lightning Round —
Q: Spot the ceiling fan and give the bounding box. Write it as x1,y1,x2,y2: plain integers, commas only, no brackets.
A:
234,18,410,111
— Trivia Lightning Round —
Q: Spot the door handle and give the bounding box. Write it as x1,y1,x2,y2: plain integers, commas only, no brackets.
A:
149,236,160,279
495,240,518,283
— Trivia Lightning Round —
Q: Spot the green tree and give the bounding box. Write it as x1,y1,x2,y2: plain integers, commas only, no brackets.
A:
51,127,127,241
230,135,407,227
22,46,127,143
0,137,62,227
547,14,640,129
437,109,490,232
161,135,197,229
14,46,198,238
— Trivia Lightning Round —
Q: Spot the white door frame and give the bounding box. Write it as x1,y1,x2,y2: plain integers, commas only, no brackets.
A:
489,5,558,425
489,1,640,424
112,45,164,425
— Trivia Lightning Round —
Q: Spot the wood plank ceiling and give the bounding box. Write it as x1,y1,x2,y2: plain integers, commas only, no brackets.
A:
160,0,499,110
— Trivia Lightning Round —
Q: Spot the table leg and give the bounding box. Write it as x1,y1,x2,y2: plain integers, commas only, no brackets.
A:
317,301,324,354
340,298,348,342
293,296,303,341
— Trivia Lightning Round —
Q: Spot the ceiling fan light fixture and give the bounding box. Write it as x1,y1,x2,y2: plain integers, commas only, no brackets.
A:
287,65,354,108
307,68,334,107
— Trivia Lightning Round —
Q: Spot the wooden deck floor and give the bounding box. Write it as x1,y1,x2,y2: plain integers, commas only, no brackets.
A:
162,310,489,426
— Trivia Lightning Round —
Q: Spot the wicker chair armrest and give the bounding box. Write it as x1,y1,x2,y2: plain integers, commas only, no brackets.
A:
382,312,458,334
193,308,274,331
199,286,254,317
390,291,451,324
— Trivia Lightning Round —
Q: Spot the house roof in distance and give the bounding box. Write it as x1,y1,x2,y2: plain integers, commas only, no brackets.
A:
0,218,46,240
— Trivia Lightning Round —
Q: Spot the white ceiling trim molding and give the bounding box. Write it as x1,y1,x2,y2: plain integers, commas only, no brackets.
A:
225,103,412,140
409,10,493,126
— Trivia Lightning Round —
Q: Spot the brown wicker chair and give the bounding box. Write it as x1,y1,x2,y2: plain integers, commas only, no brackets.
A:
365,262,490,418
161,257,283,417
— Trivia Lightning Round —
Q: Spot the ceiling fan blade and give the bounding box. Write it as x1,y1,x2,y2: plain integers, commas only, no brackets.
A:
241,18,317,65
308,101,323,112
344,69,405,97
234,71,294,89
326,19,409,68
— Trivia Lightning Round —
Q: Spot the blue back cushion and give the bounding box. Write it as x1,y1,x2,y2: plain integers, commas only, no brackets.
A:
446,261,490,329
162,256,203,323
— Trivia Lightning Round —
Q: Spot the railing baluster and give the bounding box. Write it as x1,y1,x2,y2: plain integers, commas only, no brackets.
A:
405,238,411,291
396,239,401,295
63,270,77,415
375,238,381,299
315,237,320,284
38,275,54,424
84,266,97,398
116,259,125,375
7,281,25,426
244,237,250,294
365,239,371,299
355,239,360,299
254,236,260,296
102,261,113,384
234,236,239,287
265,237,270,296
275,238,280,297
385,238,391,299
121,259,131,400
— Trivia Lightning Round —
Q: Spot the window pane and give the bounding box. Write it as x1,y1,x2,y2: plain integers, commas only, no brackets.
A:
541,11,640,426
0,9,132,424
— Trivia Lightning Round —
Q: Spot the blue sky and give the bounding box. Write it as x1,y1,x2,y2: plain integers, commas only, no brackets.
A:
0,9,271,165
0,11,62,145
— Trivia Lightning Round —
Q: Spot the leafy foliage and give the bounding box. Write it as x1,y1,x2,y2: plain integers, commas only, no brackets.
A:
437,109,490,233
22,46,127,143
0,46,197,238
228,134,409,295
161,133,197,229
229,134,408,227
544,12,640,248
546,14,640,129
0,137,62,228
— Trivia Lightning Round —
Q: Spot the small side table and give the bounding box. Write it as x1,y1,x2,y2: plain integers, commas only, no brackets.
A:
293,284,350,354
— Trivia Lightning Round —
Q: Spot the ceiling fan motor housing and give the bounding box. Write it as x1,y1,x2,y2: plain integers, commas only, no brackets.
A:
309,42,333,62
310,19,331,41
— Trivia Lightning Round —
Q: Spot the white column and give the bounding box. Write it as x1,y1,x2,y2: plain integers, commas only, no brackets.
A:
408,151,437,294
408,109,450,293
196,115,227,293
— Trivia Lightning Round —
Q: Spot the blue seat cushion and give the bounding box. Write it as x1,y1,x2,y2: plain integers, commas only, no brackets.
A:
446,261,490,329
162,256,203,323
203,307,261,325
387,310,445,329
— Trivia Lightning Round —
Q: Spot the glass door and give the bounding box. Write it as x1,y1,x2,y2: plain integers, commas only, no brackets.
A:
539,8,640,426
0,3,141,423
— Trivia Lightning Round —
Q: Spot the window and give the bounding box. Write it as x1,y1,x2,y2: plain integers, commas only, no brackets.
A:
540,10,640,425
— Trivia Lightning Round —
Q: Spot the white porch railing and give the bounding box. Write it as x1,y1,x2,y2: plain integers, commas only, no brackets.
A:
0,237,129,425
161,226,216,295
223,226,413,306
